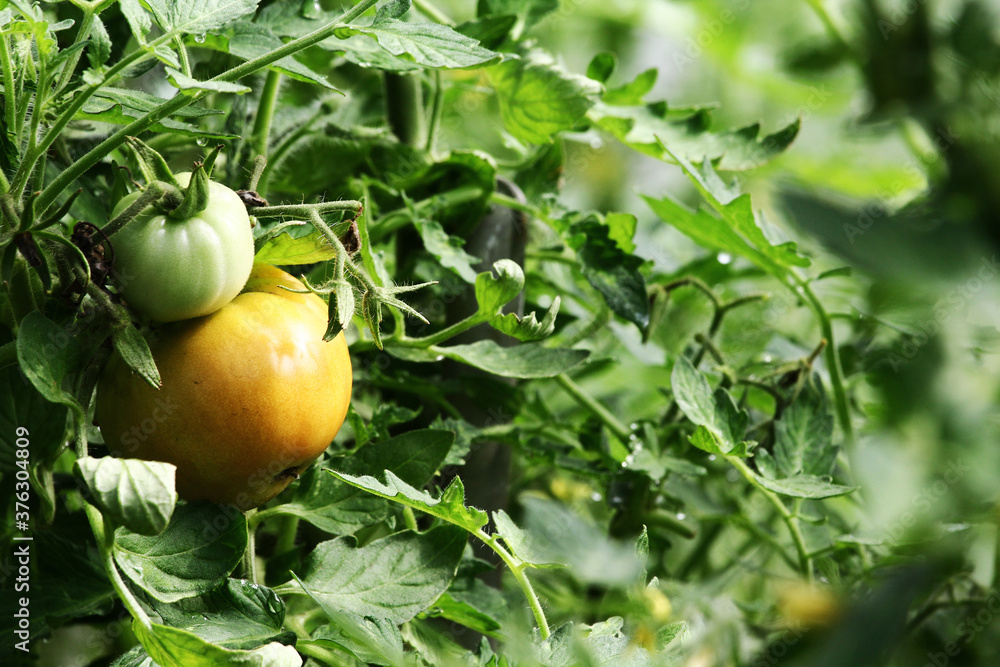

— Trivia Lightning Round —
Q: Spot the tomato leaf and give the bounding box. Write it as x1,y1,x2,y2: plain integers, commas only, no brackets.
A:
413,218,480,283
432,340,589,378
126,0,258,37
644,152,811,282
671,356,749,456
331,4,502,70
490,50,602,145
281,429,455,535
253,228,336,265
295,526,466,623
475,259,525,317
588,63,800,171
328,471,489,534
111,324,161,389
300,611,406,666
136,579,291,650
504,497,645,587
15,311,86,419
132,621,300,667
0,365,69,472
114,502,248,603
489,296,559,341
164,68,251,95
74,457,176,535
774,380,839,478
753,473,857,500
566,216,649,332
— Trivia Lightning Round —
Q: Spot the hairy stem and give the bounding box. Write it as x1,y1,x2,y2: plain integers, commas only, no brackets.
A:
473,528,550,640
726,455,813,581
36,0,381,214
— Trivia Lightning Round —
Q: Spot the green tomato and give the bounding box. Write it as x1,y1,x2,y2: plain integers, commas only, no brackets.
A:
109,172,255,322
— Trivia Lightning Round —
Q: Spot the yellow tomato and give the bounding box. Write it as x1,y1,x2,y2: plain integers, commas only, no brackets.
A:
96,265,352,510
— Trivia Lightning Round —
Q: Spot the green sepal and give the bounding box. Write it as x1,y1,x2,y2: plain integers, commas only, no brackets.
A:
125,136,180,189
39,188,81,230
201,144,224,180
167,162,211,220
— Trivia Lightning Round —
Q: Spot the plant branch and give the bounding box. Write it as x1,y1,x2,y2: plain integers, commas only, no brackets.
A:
473,528,550,640
555,374,632,442
726,455,813,581
84,503,153,630
35,0,382,215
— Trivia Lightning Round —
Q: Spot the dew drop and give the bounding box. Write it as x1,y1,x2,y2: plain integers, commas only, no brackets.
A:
589,136,604,150
194,33,206,44
195,137,208,146
717,252,732,265
763,355,772,363
591,492,602,502
707,454,716,461
435,355,444,361
676,513,686,520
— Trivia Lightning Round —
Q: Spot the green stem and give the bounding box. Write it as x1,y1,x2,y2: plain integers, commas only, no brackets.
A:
794,278,854,445
55,8,96,93
36,0,382,215
412,0,454,25
490,191,547,221
257,107,325,195
249,201,363,219
13,39,158,201
384,72,425,148
726,455,812,581
0,35,16,148
369,184,485,242
99,182,175,238
84,504,153,630
555,374,631,442
402,507,419,531
425,70,444,153
473,528,550,640
251,70,283,158
243,510,259,584
802,0,856,62
175,37,192,76
274,515,301,555
395,312,487,348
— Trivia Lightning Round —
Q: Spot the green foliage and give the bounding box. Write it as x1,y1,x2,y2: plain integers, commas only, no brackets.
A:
2,0,999,665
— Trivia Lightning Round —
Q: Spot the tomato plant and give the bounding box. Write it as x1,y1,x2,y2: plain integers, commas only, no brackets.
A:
2,1,999,666
108,171,255,322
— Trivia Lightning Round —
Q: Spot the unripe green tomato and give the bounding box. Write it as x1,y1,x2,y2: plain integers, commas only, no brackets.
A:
96,265,353,510
110,172,254,322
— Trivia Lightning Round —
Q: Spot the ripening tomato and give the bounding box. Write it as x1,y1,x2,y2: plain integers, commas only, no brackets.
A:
96,265,352,510
110,172,255,322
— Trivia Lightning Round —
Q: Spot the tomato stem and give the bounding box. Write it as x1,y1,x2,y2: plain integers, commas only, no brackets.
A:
555,374,632,443
242,510,260,584
472,528,551,640
84,503,154,630
251,70,283,159
726,455,813,582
